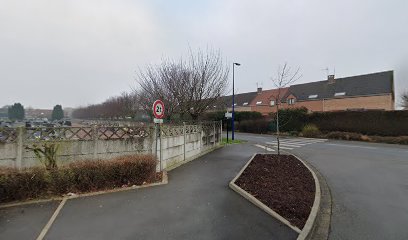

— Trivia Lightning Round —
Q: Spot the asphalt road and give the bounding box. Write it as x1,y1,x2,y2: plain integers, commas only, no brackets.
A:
0,201,60,239
233,132,408,240
1,143,297,240
2,133,407,239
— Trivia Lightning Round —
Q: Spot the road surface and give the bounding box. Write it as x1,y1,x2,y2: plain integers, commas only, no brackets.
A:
233,132,408,240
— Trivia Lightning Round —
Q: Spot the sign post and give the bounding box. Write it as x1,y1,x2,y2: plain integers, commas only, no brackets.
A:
225,112,232,144
153,100,165,120
153,100,165,171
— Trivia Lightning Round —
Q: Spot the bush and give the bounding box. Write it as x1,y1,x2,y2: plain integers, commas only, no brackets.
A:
0,155,157,203
237,119,271,134
301,124,321,138
270,107,308,132
0,167,49,203
369,136,408,145
325,131,362,141
289,131,299,136
324,131,408,145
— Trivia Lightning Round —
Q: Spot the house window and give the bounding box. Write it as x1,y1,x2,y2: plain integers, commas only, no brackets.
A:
243,102,248,106
288,98,296,105
334,92,346,96
256,101,262,105
308,94,318,99
270,100,275,106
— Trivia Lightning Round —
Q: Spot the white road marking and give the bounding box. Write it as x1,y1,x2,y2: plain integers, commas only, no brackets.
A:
265,142,299,148
266,144,294,150
325,143,377,149
254,144,275,151
263,137,328,150
279,139,326,144
36,198,67,240
296,137,328,141
266,141,306,146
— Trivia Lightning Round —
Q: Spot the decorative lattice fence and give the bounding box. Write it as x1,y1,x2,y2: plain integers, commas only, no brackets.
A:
0,121,222,169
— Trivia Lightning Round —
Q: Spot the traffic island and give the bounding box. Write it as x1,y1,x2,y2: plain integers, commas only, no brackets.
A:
229,153,331,240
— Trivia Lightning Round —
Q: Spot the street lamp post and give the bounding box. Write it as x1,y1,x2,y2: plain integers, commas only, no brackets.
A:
232,62,240,140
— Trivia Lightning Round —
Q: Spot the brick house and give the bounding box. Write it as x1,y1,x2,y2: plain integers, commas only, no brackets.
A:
282,71,395,112
215,91,258,112
248,87,289,115
217,70,395,114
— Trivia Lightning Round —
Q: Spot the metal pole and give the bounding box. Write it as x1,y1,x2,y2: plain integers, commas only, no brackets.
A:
213,122,216,147
276,98,280,155
183,122,186,161
159,123,162,171
226,119,229,143
155,123,158,161
232,63,235,140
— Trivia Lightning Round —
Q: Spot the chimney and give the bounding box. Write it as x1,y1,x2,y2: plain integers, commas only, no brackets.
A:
257,87,262,94
328,75,335,84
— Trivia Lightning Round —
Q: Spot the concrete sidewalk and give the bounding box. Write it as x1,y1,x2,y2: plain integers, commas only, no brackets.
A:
1,143,297,240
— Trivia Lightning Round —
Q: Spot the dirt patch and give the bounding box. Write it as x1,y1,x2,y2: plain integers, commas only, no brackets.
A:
235,154,315,229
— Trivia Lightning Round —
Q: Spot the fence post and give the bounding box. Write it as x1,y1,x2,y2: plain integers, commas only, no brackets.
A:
183,122,186,161
213,122,216,147
220,120,223,144
153,124,160,172
159,124,162,171
15,127,24,169
92,125,98,159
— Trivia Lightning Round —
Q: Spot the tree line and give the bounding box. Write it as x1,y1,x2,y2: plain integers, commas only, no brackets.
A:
72,93,141,120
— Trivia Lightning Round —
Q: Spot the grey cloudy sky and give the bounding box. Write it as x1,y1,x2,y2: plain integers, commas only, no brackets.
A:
1,0,407,109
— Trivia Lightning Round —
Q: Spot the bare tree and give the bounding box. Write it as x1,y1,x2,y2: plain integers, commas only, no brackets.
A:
271,63,302,155
401,91,408,110
136,48,229,120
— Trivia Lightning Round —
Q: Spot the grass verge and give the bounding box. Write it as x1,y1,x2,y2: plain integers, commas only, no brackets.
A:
222,138,246,145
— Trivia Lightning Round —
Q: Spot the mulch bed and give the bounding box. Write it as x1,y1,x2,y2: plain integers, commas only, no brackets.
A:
235,154,315,229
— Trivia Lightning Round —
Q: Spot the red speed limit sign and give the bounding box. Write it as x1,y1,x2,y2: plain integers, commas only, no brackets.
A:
152,100,165,119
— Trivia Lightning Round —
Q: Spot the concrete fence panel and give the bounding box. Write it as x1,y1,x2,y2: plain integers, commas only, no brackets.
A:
0,121,222,171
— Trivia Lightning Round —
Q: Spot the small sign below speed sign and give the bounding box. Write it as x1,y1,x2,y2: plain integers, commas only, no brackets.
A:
153,100,165,119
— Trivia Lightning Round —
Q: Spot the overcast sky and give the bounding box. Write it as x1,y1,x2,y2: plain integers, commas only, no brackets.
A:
1,0,407,109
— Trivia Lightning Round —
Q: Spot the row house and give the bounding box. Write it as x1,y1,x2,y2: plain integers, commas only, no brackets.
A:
217,70,395,115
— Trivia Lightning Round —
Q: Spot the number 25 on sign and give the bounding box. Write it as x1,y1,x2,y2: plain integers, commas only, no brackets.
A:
152,100,165,119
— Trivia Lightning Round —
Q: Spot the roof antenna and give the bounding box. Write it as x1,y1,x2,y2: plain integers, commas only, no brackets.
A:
321,67,329,77
333,67,336,76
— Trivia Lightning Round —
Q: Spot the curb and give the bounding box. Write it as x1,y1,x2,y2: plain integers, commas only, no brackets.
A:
229,153,301,234
293,154,321,240
0,171,168,209
229,153,331,239
297,157,332,240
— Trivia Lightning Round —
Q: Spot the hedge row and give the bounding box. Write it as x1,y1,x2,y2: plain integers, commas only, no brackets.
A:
308,110,408,136
202,111,263,125
0,155,157,203
237,119,271,134
205,108,408,136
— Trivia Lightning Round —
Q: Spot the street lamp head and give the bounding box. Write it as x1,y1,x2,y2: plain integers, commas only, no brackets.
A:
233,62,241,66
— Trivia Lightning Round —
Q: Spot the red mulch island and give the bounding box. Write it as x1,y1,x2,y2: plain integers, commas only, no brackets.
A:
235,154,315,229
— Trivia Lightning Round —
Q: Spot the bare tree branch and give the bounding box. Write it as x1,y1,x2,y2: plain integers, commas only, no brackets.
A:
271,62,302,155
135,48,229,120
401,91,408,110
